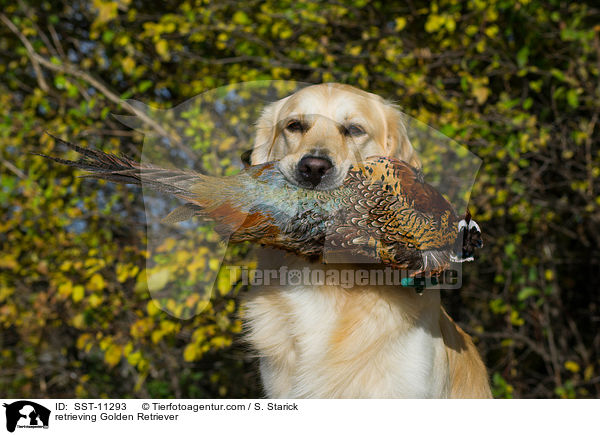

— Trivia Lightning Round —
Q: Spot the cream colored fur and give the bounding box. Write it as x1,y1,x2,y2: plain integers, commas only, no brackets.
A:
244,83,492,398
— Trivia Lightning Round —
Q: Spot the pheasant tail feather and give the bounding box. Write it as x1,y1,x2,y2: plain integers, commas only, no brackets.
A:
40,134,254,234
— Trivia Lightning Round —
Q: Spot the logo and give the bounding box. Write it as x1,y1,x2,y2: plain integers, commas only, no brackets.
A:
3,401,50,433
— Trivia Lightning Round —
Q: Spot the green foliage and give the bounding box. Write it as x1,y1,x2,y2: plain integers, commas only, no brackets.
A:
1,0,599,398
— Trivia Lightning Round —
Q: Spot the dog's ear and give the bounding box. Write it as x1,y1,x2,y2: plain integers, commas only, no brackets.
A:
252,97,289,165
383,105,421,169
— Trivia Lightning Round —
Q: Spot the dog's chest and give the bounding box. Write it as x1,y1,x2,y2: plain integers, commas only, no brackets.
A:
243,252,450,398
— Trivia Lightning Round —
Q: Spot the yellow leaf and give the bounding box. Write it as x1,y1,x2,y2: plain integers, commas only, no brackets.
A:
476,39,486,53
116,264,129,283
75,384,86,397
425,14,444,33
473,85,490,104
175,250,191,264
127,350,141,366
88,294,103,308
147,268,170,292
137,358,149,373
147,300,161,316
151,330,163,344
155,39,170,60
186,258,206,276
135,269,147,293
104,345,122,367
99,337,111,351
348,45,361,56
0,255,18,270
208,258,221,272
185,294,200,308
232,11,250,25
466,25,479,36
72,285,85,303
123,342,133,357
134,373,147,392
76,334,91,350
231,319,242,334
88,273,105,291
92,0,118,25
156,237,176,252
217,270,232,295
565,361,580,373
510,310,524,326
58,281,73,298
395,17,407,31
72,313,85,329
485,25,499,38
183,343,197,362
280,28,292,39
160,320,177,334
210,336,231,348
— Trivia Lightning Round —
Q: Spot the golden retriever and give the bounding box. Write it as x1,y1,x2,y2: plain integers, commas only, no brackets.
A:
244,83,492,398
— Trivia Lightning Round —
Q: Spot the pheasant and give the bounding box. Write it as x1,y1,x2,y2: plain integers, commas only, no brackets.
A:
39,136,482,278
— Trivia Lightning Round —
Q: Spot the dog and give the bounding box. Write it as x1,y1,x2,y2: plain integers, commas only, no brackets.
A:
244,83,492,398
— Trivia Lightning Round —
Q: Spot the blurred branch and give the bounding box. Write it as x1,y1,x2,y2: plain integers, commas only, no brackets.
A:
0,13,181,147
47,23,66,60
0,13,49,92
1,158,26,179
17,0,59,59
474,330,549,364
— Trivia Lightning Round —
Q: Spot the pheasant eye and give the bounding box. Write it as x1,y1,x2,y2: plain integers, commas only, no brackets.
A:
345,124,366,137
285,120,304,133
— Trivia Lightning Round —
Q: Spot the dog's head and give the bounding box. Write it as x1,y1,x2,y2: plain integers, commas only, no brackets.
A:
249,83,420,190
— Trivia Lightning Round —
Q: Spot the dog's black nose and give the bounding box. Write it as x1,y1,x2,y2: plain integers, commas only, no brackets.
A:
297,155,333,187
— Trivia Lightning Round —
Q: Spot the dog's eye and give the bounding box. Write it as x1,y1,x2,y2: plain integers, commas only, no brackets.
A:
285,120,304,133
344,124,366,137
